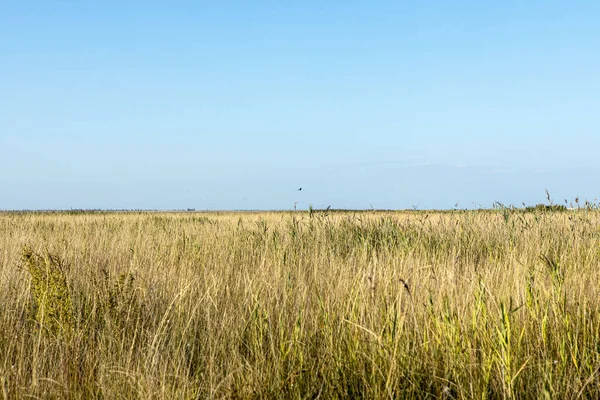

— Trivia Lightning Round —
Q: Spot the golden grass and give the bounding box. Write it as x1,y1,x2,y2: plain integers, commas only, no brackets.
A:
1,209,599,398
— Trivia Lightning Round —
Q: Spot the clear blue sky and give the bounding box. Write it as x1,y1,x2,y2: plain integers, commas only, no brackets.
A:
1,1,599,210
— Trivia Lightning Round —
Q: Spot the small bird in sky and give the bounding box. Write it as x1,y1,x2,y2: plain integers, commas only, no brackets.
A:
298,187,302,191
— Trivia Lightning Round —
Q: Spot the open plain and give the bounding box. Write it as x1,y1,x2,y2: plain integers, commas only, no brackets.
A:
1,209,599,398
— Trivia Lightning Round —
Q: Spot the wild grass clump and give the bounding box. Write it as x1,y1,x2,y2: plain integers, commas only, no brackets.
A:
22,245,75,338
0,209,599,398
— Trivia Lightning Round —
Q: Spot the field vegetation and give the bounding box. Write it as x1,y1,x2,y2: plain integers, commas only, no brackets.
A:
1,208,599,398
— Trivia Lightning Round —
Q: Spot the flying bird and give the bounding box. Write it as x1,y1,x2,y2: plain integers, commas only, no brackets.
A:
298,187,302,191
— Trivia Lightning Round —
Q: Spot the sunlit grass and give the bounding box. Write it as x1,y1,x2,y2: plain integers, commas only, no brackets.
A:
1,209,599,398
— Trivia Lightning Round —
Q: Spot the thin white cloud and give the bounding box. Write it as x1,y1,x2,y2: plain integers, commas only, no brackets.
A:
413,160,432,167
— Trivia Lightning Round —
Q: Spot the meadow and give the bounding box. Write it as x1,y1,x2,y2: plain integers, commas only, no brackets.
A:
0,208,599,399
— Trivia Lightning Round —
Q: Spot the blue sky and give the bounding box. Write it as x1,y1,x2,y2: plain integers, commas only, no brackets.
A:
1,1,599,210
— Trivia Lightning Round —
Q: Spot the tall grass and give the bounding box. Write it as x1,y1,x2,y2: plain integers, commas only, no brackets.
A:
0,209,599,398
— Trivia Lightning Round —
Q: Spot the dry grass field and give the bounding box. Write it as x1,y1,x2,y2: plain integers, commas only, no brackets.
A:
1,209,600,399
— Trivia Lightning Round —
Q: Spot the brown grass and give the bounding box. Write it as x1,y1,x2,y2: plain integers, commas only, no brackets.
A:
0,209,599,398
